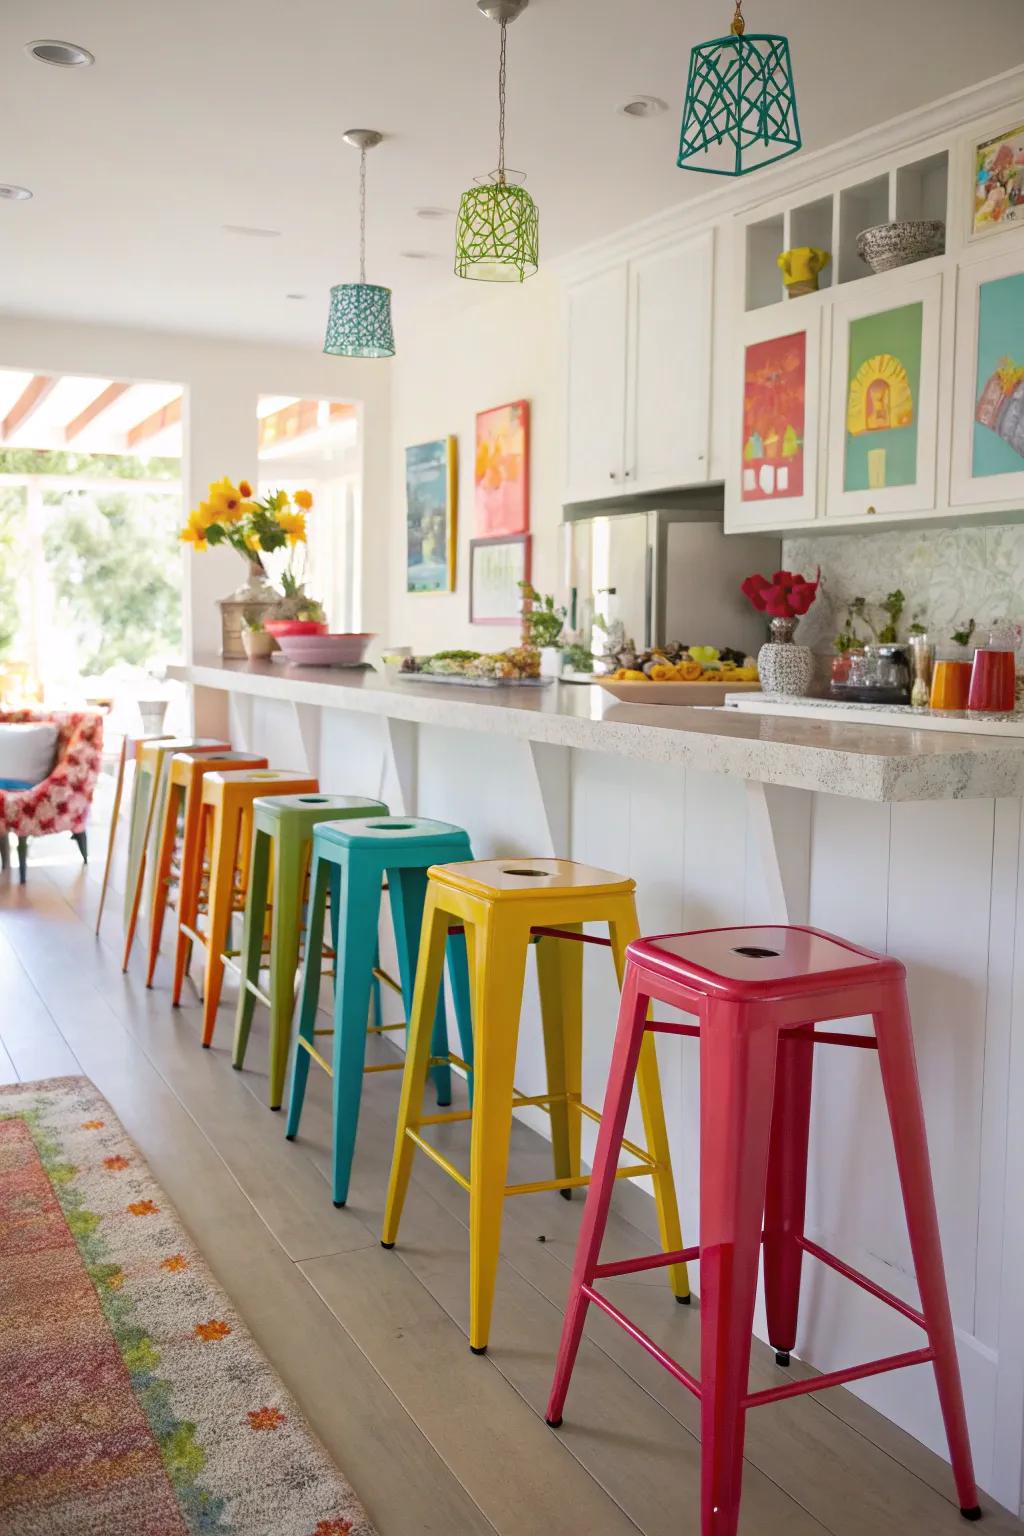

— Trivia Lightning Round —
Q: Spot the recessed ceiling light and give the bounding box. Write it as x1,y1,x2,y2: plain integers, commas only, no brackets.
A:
618,95,668,118
415,207,454,221
26,39,95,67
285,292,307,300
0,184,33,202
222,224,282,238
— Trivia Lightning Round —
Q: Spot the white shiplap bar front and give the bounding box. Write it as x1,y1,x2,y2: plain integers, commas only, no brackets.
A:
171,657,1024,1513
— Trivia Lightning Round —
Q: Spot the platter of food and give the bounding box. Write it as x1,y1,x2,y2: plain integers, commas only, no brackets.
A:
595,644,760,706
396,647,550,687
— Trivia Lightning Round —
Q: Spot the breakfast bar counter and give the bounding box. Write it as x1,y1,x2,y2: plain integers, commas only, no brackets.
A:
170,653,1024,1509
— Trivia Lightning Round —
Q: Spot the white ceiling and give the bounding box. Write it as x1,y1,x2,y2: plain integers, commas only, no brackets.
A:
2,0,1023,347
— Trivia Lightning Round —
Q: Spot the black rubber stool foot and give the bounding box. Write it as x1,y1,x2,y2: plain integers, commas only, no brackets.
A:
546,1416,563,1429
270,1105,281,1112
677,1294,692,1305
333,1200,345,1209
380,1240,395,1250
559,1189,573,1201
231,1062,242,1070
285,1134,296,1141
470,1344,487,1356
960,1507,982,1523
201,1042,210,1049
775,1350,791,1367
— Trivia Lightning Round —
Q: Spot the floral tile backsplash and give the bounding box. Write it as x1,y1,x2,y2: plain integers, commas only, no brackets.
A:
784,524,1024,653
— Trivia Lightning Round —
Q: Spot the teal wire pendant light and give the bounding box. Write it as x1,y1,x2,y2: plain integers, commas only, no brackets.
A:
455,0,538,282
324,129,395,358
677,0,801,178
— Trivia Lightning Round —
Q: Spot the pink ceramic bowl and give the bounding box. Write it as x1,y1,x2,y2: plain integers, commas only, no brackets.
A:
263,619,328,638
274,632,375,667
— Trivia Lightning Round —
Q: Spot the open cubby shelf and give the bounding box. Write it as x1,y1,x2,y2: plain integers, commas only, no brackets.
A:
743,149,949,312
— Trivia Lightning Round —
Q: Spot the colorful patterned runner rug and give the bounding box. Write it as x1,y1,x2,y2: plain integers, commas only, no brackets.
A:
0,1076,375,1536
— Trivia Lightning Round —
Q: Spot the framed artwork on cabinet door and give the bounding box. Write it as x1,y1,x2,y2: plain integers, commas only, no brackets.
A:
951,251,1024,507
736,305,821,525
970,121,1024,241
825,274,941,520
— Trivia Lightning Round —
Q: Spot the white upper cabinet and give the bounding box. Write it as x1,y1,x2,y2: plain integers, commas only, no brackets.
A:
564,264,629,504
564,230,714,504
627,231,713,494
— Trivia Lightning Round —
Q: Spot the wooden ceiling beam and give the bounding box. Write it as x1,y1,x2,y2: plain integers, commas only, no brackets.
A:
64,380,130,442
2,375,56,440
125,393,182,449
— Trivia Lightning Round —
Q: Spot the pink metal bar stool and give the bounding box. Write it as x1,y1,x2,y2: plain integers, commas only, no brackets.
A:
545,924,980,1535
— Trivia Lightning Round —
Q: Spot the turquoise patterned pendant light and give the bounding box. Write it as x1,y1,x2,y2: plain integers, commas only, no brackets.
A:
677,0,801,178
455,0,539,282
324,129,395,358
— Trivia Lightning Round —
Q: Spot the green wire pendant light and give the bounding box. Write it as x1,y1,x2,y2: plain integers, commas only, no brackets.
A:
677,0,801,178
455,0,539,282
324,129,395,358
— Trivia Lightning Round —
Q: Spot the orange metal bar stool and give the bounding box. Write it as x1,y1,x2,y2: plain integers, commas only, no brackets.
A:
145,749,268,988
171,767,318,1043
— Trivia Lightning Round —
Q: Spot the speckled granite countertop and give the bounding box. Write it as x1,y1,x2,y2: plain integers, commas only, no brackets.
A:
170,657,1024,803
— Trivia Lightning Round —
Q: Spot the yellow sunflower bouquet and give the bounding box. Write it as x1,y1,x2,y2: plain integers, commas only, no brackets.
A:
180,479,312,560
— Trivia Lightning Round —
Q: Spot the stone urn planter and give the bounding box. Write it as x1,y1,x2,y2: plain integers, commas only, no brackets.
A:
757,617,815,697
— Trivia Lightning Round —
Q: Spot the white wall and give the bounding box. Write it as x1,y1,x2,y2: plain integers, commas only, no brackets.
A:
0,314,393,657
388,272,564,655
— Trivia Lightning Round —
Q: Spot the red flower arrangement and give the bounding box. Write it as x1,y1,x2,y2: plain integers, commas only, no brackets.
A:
741,568,820,620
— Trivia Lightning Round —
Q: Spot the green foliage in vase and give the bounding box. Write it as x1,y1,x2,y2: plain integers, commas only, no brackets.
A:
518,582,565,650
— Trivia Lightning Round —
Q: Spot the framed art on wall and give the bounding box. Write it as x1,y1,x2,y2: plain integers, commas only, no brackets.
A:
732,304,821,525
405,437,457,593
469,534,530,625
474,400,530,536
826,273,941,520
951,249,1024,508
971,121,1024,240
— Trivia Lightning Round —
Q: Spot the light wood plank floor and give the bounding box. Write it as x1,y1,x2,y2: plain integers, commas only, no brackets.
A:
2,826,1022,1536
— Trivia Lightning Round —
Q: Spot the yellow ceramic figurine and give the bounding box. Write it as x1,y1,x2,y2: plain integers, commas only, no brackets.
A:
777,246,830,298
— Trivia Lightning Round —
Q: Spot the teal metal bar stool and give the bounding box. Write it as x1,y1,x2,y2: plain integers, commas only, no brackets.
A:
286,815,475,1207
231,792,388,1109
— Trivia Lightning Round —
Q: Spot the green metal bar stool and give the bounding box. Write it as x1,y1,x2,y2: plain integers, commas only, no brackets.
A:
285,815,475,1208
231,792,387,1109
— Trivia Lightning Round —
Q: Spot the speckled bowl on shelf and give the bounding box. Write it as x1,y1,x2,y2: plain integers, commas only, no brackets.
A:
856,220,945,274
273,632,375,667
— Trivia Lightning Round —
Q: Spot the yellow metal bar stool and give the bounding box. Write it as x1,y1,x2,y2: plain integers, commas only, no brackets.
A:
171,767,318,1043
381,857,689,1354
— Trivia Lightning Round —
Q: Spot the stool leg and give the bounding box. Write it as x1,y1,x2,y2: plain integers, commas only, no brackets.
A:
382,885,452,1244
547,964,650,1426
201,806,242,1046
446,927,475,1106
467,909,529,1353
389,866,452,1107
122,765,161,971
172,801,206,1005
145,780,182,987
763,1026,815,1365
123,764,150,926
232,826,271,1075
874,988,980,1520
330,861,383,1206
95,739,127,934
609,900,689,1301
266,829,305,1110
699,1004,779,1536
285,851,331,1141
536,925,583,1197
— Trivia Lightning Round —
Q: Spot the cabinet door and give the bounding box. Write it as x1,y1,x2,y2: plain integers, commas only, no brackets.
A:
564,264,628,503
825,272,942,520
950,248,1024,511
627,231,713,491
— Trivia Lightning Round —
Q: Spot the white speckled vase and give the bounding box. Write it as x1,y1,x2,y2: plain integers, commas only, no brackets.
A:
758,617,814,697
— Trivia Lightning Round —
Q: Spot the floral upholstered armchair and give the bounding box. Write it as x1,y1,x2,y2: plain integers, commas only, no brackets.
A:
0,709,104,884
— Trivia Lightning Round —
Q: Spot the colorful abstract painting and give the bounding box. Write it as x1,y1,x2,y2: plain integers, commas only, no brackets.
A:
973,123,1024,238
474,400,529,536
843,302,922,492
974,271,1024,477
741,333,805,502
405,437,456,593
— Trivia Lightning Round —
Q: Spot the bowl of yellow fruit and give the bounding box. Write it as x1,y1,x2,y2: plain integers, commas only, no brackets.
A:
597,645,759,705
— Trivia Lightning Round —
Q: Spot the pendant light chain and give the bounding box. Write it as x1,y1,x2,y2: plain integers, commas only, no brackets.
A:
359,145,368,283
497,17,507,184
731,0,746,35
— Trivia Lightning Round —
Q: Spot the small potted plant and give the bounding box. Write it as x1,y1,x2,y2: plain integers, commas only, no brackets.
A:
241,616,275,660
519,582,567,678
740,568,819,696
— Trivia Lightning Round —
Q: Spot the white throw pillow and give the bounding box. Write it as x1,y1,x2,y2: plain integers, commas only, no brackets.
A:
0,723,59,789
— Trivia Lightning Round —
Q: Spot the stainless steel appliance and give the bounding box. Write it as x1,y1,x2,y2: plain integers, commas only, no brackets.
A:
560,504,781,659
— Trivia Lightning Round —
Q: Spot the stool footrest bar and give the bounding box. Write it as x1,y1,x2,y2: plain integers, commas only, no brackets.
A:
371,966,403,996
582,1285,701,1398
798,1236,928,1328
531,926,613,948
743,1348,935,1410
405,1131,472,1192
594,1246,701,1280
